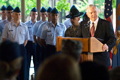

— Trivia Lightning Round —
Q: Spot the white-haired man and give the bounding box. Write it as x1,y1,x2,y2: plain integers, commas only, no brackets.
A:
77,4,116,68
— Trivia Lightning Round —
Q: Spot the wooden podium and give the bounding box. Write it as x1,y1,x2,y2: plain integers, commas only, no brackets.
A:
56,36,104,62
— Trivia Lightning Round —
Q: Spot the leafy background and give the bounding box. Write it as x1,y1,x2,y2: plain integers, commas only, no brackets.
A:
0,0,116,22
0,0,50,16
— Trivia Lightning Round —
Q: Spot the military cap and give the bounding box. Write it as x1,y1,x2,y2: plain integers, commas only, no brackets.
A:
1,5,7,10
40,7,47,12
7,5,14,10
66,5,83,18
0,40,21,62
50,7,59,14
47,7,52,12
13,7,21,12
31,7,37,12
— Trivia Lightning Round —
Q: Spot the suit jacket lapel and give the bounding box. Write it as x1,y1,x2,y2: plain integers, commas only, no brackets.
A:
94,18,101,37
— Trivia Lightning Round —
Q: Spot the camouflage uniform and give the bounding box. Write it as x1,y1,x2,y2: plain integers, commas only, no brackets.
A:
65,26,80,37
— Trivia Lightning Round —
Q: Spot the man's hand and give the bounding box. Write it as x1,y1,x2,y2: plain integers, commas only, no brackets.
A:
24,40,28,46
102,44,108,52
33,35,37,44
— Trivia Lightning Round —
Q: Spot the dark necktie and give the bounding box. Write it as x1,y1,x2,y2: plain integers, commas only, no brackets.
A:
91,22,95,37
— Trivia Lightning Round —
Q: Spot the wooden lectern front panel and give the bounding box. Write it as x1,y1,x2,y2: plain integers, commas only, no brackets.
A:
56,36,103,62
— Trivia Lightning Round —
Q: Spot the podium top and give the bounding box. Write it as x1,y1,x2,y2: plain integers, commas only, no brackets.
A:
56,36,104,53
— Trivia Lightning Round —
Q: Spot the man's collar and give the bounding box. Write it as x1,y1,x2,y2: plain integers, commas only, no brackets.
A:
90,17,99,23
51,22,59,27
30,20,33,24
11,21,22,26
2,19,7,22
30,20,37,24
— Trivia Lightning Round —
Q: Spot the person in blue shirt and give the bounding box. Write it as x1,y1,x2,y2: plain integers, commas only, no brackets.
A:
36,7,52,68
6,5,14,22
33,7,47,43
2,7,29,80
0,5,14,43
36,7,52,45
33,7,47,70
63,18,72,29
25,7,38,80
0,5,7,22
0,5,7,43
41,7,66,58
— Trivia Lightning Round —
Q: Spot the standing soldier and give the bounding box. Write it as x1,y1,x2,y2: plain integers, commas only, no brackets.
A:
41,7,66,58
2,7,30,80
36,7,52,66
0,5,13,43
65,5,83,37
0,5,7,21
6,5,14,22
25,7,38,80
0,5,7,43
36,7,52,45
33,7,47,44
33,7,47,69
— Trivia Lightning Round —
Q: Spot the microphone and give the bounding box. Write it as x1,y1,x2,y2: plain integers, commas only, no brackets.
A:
84,20,91,28
83,20,91,37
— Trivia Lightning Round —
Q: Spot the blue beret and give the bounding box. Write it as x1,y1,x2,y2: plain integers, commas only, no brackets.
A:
40,7,47,12
47,7,52,12
0,40,21,62
1,5,7,10
31,7,37,12
13,7,21,12
50,7,59,14
7,5,14,10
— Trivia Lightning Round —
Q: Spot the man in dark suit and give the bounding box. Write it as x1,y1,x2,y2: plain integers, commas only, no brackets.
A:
78,4,116,68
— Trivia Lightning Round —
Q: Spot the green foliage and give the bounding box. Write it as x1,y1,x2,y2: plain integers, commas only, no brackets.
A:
94,0,116,19
56,0,70,12
94,0,105,19
0,0,50,16
75,0,89,12
0,0,21,9
41,0,49,9
76,0,105,19
113,0,116,8
25,0,50,15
